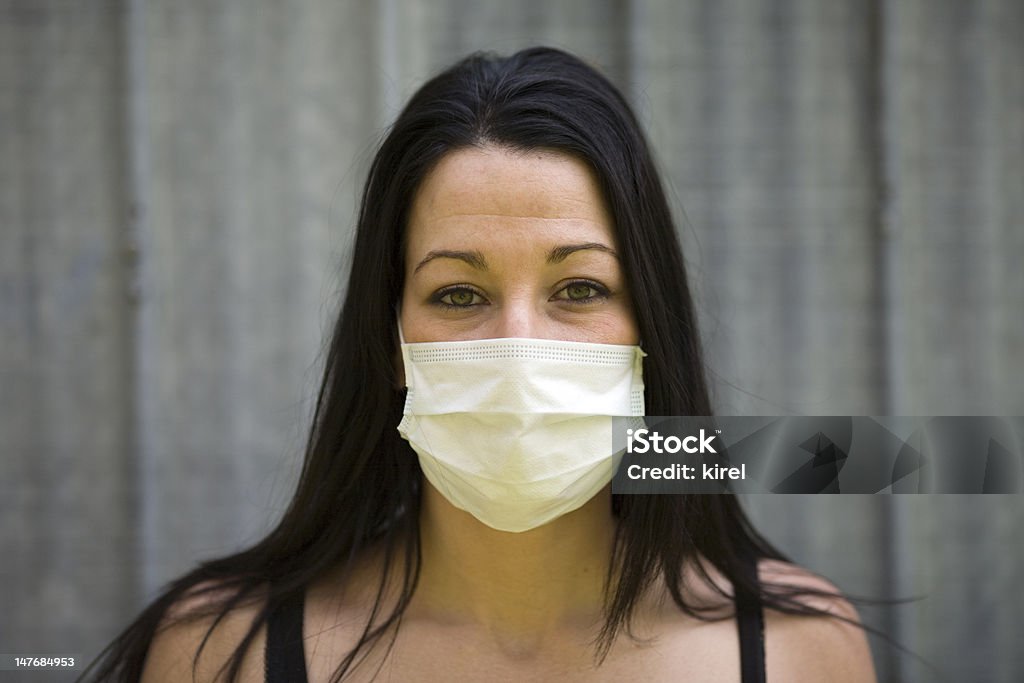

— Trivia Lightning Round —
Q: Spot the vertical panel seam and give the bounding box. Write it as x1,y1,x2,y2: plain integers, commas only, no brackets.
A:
872,0,911,679
123,0,157,607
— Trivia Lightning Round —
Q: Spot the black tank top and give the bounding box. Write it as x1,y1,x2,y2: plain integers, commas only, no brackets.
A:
265,572,767,682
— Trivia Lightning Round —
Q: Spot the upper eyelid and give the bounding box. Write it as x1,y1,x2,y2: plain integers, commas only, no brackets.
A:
557,278,609,293
435,284,485,296
432,280,607,294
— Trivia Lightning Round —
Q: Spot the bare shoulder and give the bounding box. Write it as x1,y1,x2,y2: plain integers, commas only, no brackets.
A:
140,580,269,683
758,559,877,682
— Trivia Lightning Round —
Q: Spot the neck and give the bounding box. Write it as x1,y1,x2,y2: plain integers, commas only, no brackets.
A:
410,484,617,649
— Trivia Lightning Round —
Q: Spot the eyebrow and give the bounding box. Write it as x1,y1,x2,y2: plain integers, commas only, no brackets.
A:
412,242,618,274
546,242,619,264
413,249,488,274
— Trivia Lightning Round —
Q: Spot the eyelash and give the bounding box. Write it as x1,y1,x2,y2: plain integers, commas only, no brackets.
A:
431,285,486,311
553,280,610,305
431,280,610,310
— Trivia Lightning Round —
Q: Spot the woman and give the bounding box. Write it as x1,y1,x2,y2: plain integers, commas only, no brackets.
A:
82,47,875,682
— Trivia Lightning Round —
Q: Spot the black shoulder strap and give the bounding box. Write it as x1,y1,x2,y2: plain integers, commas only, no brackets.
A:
735,557,767,683
265,588,309,683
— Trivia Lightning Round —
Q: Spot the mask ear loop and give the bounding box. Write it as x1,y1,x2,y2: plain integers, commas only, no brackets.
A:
395,311,408,389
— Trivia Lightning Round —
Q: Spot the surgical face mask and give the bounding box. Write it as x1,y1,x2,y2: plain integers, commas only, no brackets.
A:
397,331,646,533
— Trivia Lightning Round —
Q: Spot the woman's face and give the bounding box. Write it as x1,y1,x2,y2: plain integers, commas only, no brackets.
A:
400,146,639,345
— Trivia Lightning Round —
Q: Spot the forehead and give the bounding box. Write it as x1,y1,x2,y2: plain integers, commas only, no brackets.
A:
406,146,615,249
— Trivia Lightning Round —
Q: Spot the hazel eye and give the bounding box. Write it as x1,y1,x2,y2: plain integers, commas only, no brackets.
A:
553,280,609,304
566,283,596,301
436,286,485,308
447,290,475,306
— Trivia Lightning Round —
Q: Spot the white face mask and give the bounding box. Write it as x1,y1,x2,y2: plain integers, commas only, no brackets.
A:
397,331,646,533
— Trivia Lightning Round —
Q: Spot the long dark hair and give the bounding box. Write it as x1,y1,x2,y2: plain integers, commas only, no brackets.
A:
80,46,832,683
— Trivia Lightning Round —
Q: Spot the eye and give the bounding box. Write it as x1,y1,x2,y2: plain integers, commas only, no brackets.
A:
552,280,609,304
434,286,487,309
566,283,597,301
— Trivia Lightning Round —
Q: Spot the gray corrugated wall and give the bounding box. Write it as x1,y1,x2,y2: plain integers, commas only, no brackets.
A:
0,1,1021,681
